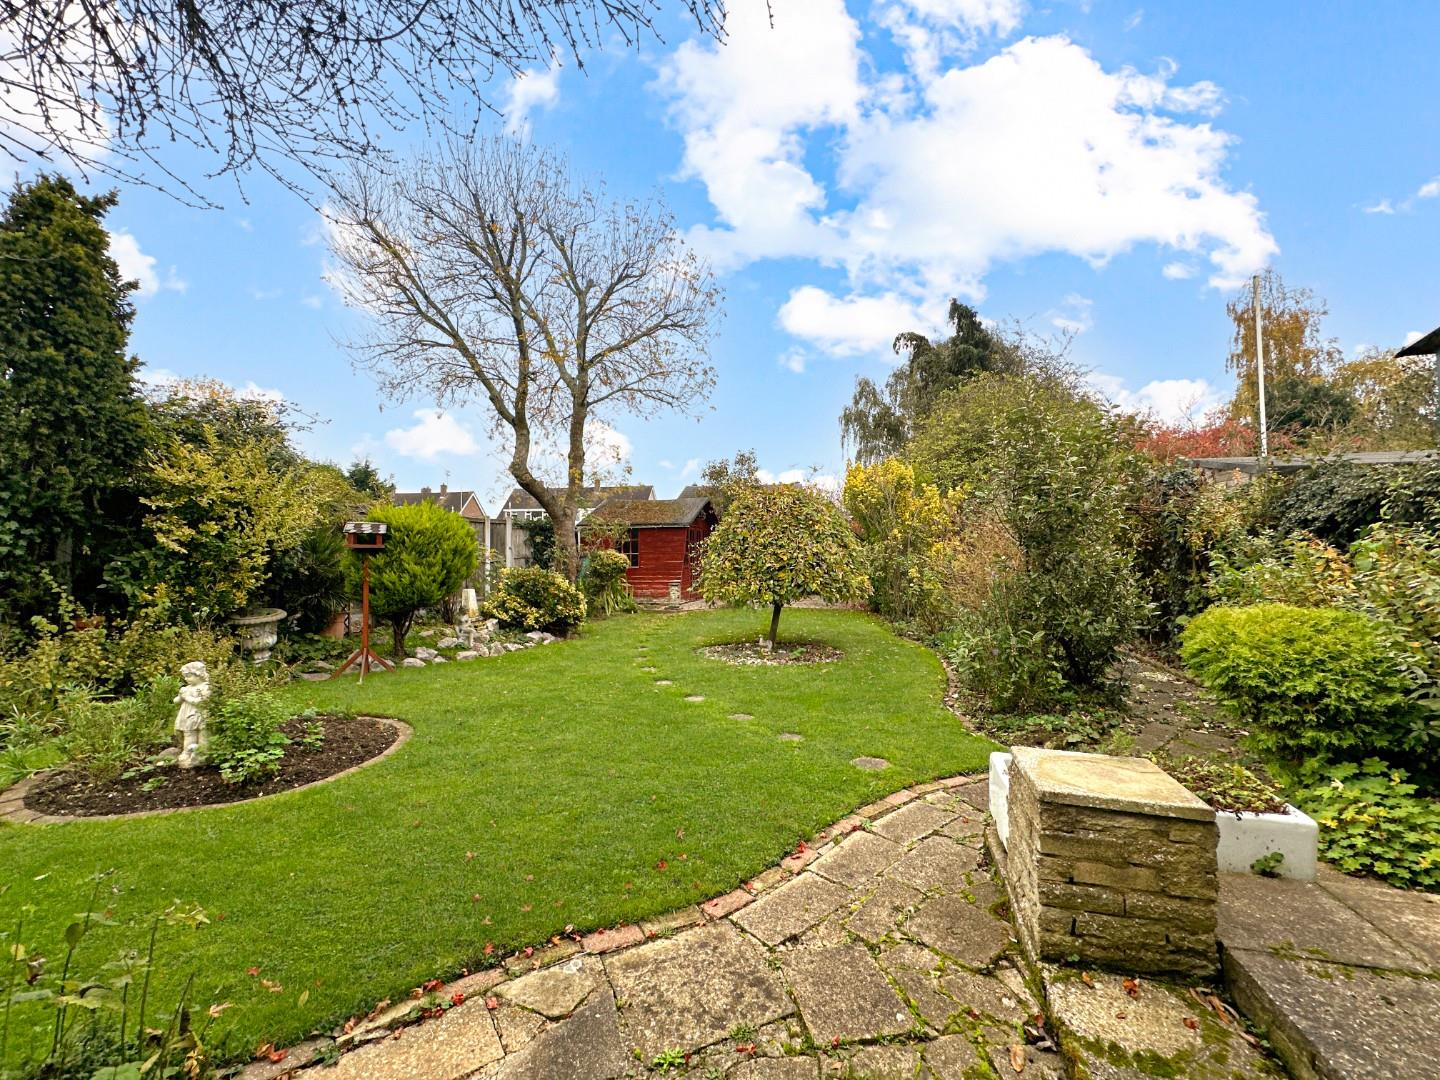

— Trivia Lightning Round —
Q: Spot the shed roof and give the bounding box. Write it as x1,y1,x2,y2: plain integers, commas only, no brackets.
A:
502,484,654,514
584,497,713,528
392,487,487,518
1397,325,1440,358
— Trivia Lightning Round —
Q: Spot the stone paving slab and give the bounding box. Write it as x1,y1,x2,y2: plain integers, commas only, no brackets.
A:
829,1042,921,1078
809,831,906,888
605,921,793,1060
1218,872,1423,971
494,956,603,1018
485,987,630,1080
1314,868,1440,968
732,1058,820,1079
870,800,957,844
883,835,980,892
1224,947,1440,1080
781,943,913,1046
904,893,1015,969
732,871,853,945
845,877,923,943
921,1034,983,1079
327,996,503,1080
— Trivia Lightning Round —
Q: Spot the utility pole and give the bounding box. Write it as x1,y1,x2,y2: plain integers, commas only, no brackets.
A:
1253,273,1269,459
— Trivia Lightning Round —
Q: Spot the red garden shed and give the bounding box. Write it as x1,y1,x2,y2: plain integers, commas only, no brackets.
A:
583,497,718,601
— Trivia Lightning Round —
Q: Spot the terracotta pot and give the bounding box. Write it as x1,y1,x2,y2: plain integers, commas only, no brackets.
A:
320,611,349,639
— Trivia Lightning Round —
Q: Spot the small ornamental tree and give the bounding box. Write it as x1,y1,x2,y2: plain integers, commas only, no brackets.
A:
698,486,866,648
355,501,478,658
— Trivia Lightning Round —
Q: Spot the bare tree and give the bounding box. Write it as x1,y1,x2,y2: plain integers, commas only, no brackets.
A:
0,0,722,204
328,137,719,580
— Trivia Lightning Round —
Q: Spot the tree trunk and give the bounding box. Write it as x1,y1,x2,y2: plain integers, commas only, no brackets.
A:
768,602,783,649
554,507,581,584
391,613,412,660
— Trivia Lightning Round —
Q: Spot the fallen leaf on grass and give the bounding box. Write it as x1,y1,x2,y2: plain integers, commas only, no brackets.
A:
260,980,284,994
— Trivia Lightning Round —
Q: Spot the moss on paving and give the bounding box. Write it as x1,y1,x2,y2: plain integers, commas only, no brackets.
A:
0,609,995,1064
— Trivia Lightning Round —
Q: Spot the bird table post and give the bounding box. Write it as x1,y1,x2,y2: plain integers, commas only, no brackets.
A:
333,522,395,683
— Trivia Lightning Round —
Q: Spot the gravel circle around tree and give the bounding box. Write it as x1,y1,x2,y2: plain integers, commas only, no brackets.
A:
699,641,844,666
18,716,403,819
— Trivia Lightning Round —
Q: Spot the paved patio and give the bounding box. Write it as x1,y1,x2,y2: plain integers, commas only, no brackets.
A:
243,774,1285,1080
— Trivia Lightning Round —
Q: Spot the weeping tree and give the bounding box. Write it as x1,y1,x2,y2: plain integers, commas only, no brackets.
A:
328,137,719,582
697,485,867,648
0,0,722,202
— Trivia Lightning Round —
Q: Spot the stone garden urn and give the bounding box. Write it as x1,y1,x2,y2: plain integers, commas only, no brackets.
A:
229,607,287,663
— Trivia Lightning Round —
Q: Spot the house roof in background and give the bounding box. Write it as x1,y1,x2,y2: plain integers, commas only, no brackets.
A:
583,497,713,528
501,485,654,513
392,487,487,519
677,484,717,500
1397,325,1440,357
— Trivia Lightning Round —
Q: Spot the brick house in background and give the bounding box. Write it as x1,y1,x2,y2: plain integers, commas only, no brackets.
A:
583,497,718,601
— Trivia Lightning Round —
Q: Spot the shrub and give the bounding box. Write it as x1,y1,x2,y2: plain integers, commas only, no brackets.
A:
582,548,635,617
358,500,479,658
57,679,176,781
484,567,587,635
1291,759,1440,891
697,485,866,647
1205,533,1354,608
208,691,292,784
1179,604,1416,764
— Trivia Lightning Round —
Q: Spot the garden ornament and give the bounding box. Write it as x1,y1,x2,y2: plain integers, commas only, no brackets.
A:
173,661,212,769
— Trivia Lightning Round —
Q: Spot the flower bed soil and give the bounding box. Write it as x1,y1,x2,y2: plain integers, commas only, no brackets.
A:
23,716,399,817
698,641,843,666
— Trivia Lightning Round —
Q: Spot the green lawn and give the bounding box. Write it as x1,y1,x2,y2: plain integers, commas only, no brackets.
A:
0,609,994,1063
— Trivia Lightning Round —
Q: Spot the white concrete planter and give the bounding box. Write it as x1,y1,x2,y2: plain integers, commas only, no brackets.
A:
229,607,287,663
989,751,1013,849
1215,803,1318,881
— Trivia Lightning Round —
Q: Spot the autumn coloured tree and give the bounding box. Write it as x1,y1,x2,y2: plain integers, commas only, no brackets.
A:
697,485,866,648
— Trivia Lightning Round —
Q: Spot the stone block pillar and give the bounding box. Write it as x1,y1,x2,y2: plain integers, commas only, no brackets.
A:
1005,747,1219,978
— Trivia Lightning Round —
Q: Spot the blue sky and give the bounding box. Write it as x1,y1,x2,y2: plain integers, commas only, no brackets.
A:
21,0,1440,507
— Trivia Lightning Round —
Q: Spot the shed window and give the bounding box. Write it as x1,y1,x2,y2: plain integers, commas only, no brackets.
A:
619,528,640,568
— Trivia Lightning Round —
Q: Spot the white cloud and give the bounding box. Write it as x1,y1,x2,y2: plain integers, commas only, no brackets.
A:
778,346,810,373
1090,372,1222,425
504,57,562,137
777,287,938,356
108,230,186,297
1403,330,1426,348
1363,199,1396,215
585,421,633,471
681,458,701,478
1161,261,1196,280
1123,9,1144,30
1048,293,1093,334
384,409,480,460
658,458,676,470
301,294,323,310
1418,178,1440,200
659,13,1275,357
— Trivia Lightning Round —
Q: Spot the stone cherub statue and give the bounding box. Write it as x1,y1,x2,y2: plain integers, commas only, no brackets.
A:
173,661,212,769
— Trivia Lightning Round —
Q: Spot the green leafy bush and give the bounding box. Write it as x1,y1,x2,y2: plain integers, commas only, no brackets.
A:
1292,759,1440,890
357,500,479,657
208,692,292,784
581,548,635,617
484,567,587,635
1205,533,1355,608
1180,604,1416,764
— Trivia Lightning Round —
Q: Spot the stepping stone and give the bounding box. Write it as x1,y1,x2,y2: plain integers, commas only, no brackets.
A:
879,943,961,1029
780,944,912,1045
950,780,989,812
654,679,673,686
923,1035,983,1079
603,922,791,1061
811,832,905,889
495,957,603,1018
871,802,956,846
732,873,853,946
938,968,1032,1029
490,988,630,1080
883,836,980,892
905,894,1014,969
729,713,754,721
1315,869,1440,968
778,732,803,742
684,695,704,702
328,995,503,1080
840,1043,921,1078
850,756,890,771
492,1003,547,1054
845,878,923,943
